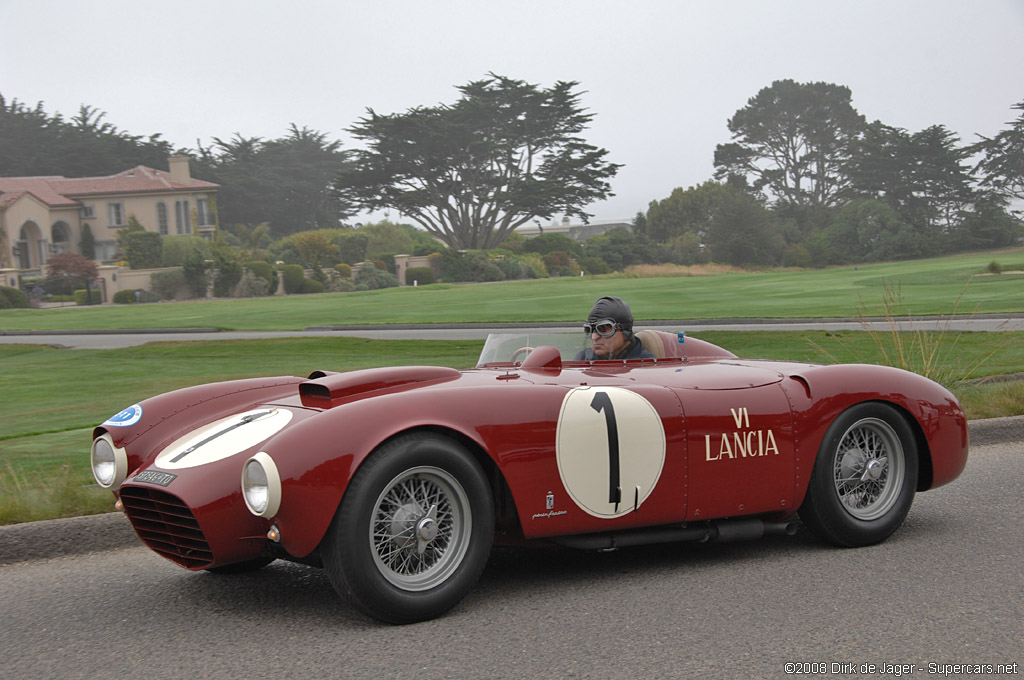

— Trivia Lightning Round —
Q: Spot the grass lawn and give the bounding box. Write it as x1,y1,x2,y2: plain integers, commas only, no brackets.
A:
1,247,1022,331
2,330,1022,525
2,247,1022,525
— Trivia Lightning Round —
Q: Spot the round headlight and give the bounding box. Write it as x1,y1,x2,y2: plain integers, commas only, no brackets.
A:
91,435,128,489
242,452,281,518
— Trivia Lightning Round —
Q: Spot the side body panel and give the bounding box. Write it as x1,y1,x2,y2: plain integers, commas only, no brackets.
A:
268,371,691,557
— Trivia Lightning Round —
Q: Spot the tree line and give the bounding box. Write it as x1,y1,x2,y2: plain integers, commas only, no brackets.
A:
2,77,1022,272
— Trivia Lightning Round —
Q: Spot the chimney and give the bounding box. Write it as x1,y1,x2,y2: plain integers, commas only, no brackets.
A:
168,156,191,183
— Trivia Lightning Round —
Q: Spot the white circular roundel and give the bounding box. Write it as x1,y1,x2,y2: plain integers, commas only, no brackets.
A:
556,387,665,518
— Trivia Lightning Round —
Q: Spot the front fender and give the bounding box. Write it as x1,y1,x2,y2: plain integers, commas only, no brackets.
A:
781,363,967,503
264,383,551,558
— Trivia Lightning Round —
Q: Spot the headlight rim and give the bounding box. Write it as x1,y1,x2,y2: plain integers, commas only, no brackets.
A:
242,451,282,518
91,433,128,489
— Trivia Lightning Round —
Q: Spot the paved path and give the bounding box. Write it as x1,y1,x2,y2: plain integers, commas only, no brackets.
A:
1,431,1020,679
3,315,1023,349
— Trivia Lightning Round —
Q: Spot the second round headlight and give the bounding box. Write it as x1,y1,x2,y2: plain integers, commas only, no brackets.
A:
242,452,282,518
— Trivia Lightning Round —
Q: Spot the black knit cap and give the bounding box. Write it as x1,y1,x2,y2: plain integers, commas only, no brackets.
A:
587,295,634,331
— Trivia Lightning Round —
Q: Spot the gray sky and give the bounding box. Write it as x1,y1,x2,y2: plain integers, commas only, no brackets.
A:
2,0,1022,224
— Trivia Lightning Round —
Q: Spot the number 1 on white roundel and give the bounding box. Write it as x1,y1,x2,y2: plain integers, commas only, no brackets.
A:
555,387,666,518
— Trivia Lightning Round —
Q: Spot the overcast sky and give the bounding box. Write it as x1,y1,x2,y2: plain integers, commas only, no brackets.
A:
1,0,1022,224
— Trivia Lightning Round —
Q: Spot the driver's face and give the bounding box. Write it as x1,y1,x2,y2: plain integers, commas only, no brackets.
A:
590,328,629,358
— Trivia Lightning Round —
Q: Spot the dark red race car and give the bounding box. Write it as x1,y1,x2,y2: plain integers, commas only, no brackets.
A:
90,330,967,623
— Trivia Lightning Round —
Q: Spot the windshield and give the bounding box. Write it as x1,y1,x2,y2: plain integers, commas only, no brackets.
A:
477,333,591,366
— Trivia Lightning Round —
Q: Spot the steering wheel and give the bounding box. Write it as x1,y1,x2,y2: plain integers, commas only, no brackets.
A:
510,346,535,363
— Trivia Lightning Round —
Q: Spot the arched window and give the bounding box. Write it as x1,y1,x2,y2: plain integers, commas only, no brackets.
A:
51,222,71,254
157,202,169,235
175,200,192,235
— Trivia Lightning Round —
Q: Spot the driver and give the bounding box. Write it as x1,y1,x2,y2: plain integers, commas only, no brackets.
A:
574,296,654,360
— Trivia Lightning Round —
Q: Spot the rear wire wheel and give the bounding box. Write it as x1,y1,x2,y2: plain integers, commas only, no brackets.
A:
799,403,918,547
322,433,494,623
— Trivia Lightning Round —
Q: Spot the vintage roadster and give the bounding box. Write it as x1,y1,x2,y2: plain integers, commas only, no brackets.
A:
91,330,967,623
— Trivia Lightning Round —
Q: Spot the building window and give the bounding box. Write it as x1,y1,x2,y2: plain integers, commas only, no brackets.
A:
175,200,192,235
81,204,95,219
196,197,212,226
108,202,125,227
95,240,118,262
157,202,169,235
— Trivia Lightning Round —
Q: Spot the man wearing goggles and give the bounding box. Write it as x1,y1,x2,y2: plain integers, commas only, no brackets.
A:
574,296,654,360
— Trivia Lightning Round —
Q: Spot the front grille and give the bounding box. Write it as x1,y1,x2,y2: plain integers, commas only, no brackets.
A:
119,486,213,568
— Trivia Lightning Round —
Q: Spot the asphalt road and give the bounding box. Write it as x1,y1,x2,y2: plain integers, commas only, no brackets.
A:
2,315,1023,349
2,438,1020,680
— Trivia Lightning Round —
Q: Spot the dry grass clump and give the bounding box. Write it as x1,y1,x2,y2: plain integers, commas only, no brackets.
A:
954,380,1024,420
0,463,112,525
812,279,1010,388
622,263,741,278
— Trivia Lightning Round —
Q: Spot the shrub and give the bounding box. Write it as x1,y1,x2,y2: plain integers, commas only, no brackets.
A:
246,261,278,295
334,263,352,279
355,264,400,290
301,278,325,294
182,249,208,298
234,271,270,297
987,260,1003,274
163,236,211,267
470,255,505,282
405,267,435,285
150,269,186,300
543,250,572,270
0,286,30,308
495,258,524,280
413,243,441,256
578,256,610,275
281,264,306,294
113,289,159,304
210,247,243,298
0,293,9,309
74,289,102,305
325,272,356,292
515,253,548,278
122,230,164,269
522,233,581,257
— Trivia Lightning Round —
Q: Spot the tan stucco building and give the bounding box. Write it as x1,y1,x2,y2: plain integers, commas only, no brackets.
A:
0,157,218,281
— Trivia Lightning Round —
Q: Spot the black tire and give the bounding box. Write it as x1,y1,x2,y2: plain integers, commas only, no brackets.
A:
799,402,918,547
205,556,275,574
321,433,494,624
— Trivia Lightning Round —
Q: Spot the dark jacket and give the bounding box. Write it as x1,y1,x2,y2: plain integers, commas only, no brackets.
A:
574,336,654,361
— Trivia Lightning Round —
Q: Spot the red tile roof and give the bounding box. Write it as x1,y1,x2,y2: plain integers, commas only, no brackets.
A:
0,165,218,209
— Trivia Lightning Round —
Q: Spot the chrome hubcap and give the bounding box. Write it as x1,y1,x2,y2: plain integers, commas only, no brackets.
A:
833,418,904,521
370,466,471,591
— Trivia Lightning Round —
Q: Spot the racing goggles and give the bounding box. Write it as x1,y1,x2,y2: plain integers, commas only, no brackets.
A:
583,319,622,337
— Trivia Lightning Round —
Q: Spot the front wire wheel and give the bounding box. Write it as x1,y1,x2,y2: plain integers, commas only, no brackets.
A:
799,403,918,547
370,466,471,591
322,433,494,624
831,418,905,521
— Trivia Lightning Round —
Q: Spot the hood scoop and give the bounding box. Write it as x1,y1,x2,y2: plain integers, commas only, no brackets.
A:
299,366,461,407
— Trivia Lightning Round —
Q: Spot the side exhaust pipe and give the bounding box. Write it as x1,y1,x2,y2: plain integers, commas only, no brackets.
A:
550,518,799,551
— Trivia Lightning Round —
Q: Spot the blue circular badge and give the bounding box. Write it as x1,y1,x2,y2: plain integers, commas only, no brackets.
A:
103,404,143,427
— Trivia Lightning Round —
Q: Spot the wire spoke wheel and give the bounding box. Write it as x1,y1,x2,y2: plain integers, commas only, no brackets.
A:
370,466,472,591
799,403,918,547
832,417,904,521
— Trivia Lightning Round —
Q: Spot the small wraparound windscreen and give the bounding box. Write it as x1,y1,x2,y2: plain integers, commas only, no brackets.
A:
477,333,591,366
